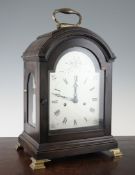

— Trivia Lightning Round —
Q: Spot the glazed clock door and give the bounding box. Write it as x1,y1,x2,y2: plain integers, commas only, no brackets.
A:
49,47,104,131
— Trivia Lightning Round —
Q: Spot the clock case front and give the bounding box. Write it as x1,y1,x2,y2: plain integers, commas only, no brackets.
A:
19,27,118,160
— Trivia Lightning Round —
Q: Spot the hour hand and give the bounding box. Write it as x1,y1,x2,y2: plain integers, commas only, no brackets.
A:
52,93,73,102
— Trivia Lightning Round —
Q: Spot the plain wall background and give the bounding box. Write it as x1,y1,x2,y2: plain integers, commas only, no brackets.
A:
0,0,135,137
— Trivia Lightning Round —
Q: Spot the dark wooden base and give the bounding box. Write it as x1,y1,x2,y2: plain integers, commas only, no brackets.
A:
1,137,134,175
18,132,118,160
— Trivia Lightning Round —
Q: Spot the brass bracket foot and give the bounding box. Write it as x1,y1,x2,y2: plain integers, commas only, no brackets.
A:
110,148,123,158
15,142,24,151
30,157,51,170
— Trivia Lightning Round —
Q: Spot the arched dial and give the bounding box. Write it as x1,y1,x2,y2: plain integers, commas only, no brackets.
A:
49,47,104,130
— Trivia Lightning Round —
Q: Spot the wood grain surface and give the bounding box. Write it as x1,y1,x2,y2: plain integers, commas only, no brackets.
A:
0,137,135,175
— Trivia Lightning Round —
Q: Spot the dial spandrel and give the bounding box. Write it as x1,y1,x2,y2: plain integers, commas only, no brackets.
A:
49,47,104,130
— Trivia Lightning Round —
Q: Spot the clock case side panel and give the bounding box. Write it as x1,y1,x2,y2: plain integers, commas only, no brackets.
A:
19,61,41,153
18,32,53,152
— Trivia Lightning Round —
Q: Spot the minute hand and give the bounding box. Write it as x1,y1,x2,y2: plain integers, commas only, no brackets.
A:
52,93,73,102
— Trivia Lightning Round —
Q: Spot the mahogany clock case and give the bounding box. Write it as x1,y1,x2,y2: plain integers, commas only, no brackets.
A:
19,27,118,160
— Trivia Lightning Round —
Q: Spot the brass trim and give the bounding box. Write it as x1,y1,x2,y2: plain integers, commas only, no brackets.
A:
110,148,123,157
30,157,51,170
15,142,24,151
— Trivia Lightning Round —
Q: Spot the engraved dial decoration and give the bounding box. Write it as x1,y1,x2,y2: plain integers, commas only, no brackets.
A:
49,47,104,130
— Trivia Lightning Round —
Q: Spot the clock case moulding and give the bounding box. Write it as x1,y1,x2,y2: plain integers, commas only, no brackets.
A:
18,26,119,161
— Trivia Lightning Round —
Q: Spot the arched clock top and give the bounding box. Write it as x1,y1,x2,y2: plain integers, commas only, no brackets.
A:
22,27,116,64
52,47,100,73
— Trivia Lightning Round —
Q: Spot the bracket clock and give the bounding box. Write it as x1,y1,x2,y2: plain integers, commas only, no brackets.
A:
17,8,122,170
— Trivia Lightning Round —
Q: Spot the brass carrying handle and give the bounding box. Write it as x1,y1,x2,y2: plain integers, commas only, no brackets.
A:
52,8,82,29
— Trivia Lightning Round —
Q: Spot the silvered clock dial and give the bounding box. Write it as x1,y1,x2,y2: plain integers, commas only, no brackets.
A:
49,47,104,130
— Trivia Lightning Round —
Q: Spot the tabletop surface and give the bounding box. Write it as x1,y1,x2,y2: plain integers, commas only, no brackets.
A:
0,137,135,175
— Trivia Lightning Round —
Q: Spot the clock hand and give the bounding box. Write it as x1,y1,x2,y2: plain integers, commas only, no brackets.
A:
73,76,78,103
52,93,73,102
